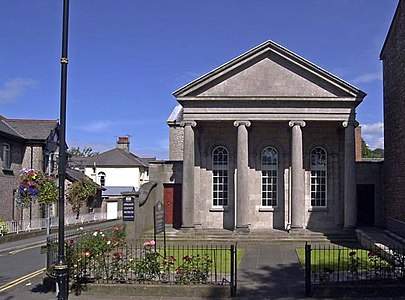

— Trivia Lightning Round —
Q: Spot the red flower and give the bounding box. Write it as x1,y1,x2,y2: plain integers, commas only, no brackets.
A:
368,251,376,257
349,251,356,257
183,255,191,263
114,226,120,231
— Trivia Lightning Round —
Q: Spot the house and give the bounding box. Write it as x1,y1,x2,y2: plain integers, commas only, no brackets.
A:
72,137,155,219
380,0,405,237
0,115,59,223
150,40,368,232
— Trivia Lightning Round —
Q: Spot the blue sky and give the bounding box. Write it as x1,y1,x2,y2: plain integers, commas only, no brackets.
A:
0,1,398,159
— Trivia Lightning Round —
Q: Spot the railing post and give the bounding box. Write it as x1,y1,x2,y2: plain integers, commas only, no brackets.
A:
305,242,311,297
230,244,237,297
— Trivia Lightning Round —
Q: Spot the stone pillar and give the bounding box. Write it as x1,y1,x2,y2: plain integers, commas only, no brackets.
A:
181,121,197,228
343,121,357,228
289,120,306,228
234,120,251,231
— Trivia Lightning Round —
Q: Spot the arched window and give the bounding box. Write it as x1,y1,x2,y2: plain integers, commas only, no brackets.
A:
98,172,106,187
261,147,278,207
310,147,327,207
212,146,228,207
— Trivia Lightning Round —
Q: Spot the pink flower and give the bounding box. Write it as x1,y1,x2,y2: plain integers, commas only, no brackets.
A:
143,241,151,247
149,240,156,246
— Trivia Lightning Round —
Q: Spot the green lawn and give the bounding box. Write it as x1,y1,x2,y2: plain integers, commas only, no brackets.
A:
157,247,244,273
295,247,386,273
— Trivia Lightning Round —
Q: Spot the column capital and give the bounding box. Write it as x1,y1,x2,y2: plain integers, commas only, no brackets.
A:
342,120,359,128
180,120,197,128
233,120,251,128
288,120,306,128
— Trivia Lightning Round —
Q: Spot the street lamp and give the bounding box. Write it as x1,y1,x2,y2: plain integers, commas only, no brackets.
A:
55,0,70,299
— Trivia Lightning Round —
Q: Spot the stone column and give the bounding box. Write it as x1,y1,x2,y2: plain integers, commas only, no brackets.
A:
234,120,251,231
289,120,306,228
181,121,197,228
342,121,357,228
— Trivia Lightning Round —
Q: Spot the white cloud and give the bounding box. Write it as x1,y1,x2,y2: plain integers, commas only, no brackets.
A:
0,78,37,104
361,122,384,149
352,72,382,84
80,121,114,133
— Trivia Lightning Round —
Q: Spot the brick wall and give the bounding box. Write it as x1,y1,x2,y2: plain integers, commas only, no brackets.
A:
382,0,405,227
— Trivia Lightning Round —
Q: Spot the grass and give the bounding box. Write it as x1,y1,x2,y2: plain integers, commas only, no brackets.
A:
295,247,388,273
157,247,244,273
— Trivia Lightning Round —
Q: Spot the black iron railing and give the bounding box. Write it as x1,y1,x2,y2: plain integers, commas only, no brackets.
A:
46,234,237,296
304,243,405,296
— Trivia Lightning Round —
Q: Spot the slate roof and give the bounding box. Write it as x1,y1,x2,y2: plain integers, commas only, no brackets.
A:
80,148,155,168
102,186,136,196
66,168,105,190
0,115,58,141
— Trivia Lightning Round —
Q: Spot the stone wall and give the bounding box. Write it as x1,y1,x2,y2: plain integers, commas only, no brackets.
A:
192,120,345,230
382,0,405,235
0,138,25,221
169,126,184,160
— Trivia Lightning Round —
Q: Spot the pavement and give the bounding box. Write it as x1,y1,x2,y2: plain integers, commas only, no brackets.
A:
1,226,405,300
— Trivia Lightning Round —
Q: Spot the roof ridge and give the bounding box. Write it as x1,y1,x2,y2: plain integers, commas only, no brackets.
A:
0,119,25,138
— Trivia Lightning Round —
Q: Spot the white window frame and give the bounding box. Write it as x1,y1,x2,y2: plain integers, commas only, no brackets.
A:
212,146,229,207
2,143,11,170
310,147,327,207
261,147,278,207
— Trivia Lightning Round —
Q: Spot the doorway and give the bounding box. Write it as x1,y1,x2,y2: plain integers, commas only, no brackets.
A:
163,184,182,228
357,184,375,226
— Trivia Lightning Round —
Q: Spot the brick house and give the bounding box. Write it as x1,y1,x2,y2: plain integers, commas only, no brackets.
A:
380,0,405,236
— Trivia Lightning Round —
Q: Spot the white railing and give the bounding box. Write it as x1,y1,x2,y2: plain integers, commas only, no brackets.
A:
0,211,122,235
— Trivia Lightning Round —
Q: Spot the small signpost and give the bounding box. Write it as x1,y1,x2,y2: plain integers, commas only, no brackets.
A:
122,197,135,221
154,201,166,257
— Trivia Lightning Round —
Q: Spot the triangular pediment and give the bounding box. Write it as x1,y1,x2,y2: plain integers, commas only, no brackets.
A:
174,40,366,101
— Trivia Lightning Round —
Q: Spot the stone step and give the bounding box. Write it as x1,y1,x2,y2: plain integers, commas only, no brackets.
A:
138,228,358,244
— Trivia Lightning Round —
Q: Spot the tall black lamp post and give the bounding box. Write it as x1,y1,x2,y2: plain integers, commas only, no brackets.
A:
55,0,70,299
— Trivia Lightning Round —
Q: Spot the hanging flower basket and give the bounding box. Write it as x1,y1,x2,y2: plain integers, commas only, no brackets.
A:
17,169,58,207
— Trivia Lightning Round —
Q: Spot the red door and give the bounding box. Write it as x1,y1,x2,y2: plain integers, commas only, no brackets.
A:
164,184,182,228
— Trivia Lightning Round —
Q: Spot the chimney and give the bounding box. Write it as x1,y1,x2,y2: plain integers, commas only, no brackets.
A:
117,136,130,152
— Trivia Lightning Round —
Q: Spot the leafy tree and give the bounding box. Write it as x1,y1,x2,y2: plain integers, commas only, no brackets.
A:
66,177,98,218
68,146,99,157
361,138,372,158
361,138,384,158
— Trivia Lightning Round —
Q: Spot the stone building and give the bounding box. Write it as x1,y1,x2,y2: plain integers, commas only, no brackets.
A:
151,40,367,232
380,0,405,236
0,115,59,222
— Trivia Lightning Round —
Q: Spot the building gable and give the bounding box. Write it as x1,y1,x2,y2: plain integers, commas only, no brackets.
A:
174,40,365,101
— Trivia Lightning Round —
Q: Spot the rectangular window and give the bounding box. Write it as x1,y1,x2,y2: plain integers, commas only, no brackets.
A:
262,170,277,206
2,143,11,169
213,169,228,206
310,170,326,207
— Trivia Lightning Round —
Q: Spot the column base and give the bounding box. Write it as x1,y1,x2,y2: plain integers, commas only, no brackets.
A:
235,226,250,234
